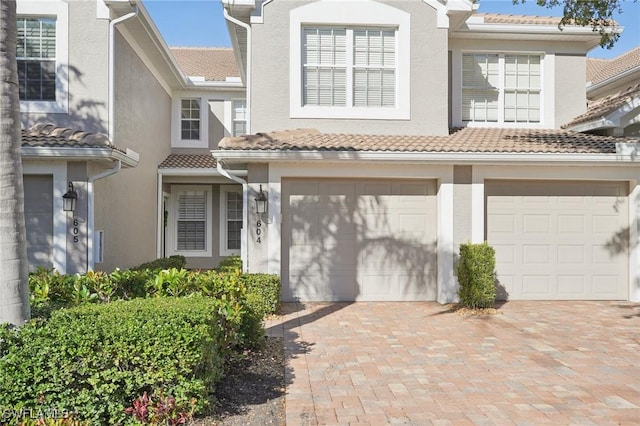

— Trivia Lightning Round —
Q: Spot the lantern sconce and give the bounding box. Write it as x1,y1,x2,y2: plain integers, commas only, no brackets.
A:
254,185,268,215
62,182,78,213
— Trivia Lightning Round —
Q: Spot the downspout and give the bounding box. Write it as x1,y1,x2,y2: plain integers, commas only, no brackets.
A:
109,6,139,141
85,6,138,271
223,8,251,133
217,161,249,273
87,160,121,271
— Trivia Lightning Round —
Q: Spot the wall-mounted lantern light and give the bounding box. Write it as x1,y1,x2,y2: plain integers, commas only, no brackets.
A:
62,182,78,213
255,184,268,214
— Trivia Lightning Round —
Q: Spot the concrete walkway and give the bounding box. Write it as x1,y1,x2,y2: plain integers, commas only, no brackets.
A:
265,301,640,425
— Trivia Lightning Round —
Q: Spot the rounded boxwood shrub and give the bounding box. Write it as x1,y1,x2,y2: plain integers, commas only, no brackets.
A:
457,242,497,309
0,297,225,425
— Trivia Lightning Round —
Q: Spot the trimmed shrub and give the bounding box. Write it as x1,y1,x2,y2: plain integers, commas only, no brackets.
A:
240,274,281,317
457,242,497,309
133,255,187,271
0,297,226,425
214,256,242,273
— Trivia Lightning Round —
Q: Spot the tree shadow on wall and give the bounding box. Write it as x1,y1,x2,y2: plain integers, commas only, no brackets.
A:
283,181,440,302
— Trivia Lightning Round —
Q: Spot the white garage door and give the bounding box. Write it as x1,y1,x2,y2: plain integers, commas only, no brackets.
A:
282,179,438,301
487,181,628,300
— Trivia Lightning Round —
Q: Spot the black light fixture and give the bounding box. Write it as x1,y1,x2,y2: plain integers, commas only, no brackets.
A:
62,182,78,212
255,184,268,214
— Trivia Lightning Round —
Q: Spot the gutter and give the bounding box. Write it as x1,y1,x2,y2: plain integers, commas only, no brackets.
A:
216,161,249,273
223,8,252,134
20,147,139,166
210,149,640,165
87,160,122,271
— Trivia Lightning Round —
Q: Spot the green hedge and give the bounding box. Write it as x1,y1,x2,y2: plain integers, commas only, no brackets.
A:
0,297,228,425
132,255,187,271
457,242,497,309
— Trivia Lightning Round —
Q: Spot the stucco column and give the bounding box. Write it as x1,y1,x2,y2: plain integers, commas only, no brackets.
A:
267,167,282,276
629,182,640,302
471,172,485,243
437,171,455,303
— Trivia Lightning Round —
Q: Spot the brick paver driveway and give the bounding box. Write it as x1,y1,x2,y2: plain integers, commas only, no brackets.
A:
265,301,640,425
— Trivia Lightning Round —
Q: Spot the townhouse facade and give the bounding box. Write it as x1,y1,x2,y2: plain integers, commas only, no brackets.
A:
19,0,640,303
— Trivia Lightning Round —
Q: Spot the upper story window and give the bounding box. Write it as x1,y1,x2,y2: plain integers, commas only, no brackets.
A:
17,17,56,101
17,0,69,114
232,99,247,136
302,27,395,108
181,98,201,140
290,1,410,120
462,53,541,124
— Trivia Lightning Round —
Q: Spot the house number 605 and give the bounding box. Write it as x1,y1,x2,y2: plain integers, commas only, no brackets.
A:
256,220,262,243
72,218,80,243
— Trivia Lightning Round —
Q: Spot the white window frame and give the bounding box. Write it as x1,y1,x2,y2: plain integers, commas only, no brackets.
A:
219,185,243,256
17,0,69,114
457,51,545,128
290,1,410,120
169,185,212,258
171,94,209,148
232,99,247,137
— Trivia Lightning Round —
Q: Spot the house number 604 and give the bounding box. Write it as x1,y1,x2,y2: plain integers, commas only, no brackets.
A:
256,220,262,243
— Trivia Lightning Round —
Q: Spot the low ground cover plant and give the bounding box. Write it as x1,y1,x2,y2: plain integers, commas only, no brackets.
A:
457,242,497,309
2,257,281,424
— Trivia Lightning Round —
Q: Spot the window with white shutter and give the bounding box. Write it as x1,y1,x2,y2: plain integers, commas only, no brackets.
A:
302,26,396,109
170,186,212,257
462,53,542,125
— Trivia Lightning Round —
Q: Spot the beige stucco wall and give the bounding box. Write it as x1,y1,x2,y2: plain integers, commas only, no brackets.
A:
94,31,172,271
20,1,109,133
251,0,449,136
554,54,588,128
453,165,472,253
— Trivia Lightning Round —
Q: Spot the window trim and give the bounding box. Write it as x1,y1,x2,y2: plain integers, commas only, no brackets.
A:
289,1,410,120
455,50,546,128
219,185,243,257
17,0,69,114
171,94,209,148
169,185,212,258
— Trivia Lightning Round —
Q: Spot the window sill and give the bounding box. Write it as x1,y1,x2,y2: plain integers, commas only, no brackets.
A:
171,139,209,149
20,99,68,114
290,105,410,120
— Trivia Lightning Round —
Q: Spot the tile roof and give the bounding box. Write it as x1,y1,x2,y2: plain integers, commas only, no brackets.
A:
21,123,123,151
158,154,217,169
476,13,563,26
586,57,610,82
563,83,640,128
588,47,640,85
219,127,635,154
170,47,239,82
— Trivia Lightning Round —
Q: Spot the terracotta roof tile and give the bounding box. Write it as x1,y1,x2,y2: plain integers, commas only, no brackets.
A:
586,57,610,82
564,83,640,128
589,47,640,85
21,123,123,151
476,13,563,26
219,127,635,154
158,154,217,169
170,47,239,81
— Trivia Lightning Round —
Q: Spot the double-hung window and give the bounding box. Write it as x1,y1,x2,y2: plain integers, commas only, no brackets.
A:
181,98,201,140
232,100,247,136
173,186,212,257
302,27,395,108
462,53,541,124
220,186,242,256
17,17,56,101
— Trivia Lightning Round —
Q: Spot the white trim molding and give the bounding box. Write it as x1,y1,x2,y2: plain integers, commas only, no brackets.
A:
219,185,243,257
289,0,410,120
17,0,69,114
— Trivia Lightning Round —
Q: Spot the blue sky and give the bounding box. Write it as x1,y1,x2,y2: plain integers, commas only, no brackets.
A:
143,0,640,59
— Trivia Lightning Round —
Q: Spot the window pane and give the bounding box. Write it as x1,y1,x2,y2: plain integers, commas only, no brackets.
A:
227,221,242,250
177,222,205,251
17,16,57,102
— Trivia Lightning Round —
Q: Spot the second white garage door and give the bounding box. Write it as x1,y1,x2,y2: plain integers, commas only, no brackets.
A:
487,180,628,300
282,179,438,302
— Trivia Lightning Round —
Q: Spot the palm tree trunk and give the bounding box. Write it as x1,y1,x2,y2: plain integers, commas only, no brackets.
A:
0,0,31,325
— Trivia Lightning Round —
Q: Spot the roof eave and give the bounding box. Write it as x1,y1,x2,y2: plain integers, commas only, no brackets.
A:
587,65,640,96
21,146,140,167
210,149,638,165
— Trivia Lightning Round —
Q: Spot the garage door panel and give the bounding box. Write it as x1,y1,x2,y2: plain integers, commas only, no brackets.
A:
487,180,628,300
284,179,437,302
